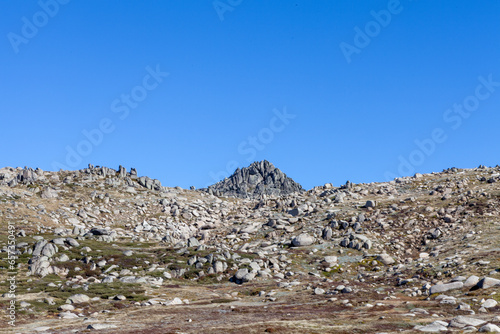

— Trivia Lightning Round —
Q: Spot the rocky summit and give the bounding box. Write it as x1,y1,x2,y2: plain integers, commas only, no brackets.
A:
1,163,500,333
205,160,304,198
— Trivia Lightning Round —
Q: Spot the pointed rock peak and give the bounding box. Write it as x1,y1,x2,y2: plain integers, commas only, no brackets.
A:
206,160,303,198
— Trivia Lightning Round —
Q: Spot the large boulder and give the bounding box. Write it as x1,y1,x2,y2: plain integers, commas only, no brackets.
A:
475,277,500,290
41,243,58,257
87,324,118,330
28,256,52,277
292,233,315,247
32,240,58,258
376,253,395,265
41,187,58,199
479,324,500,332
66,294,90,304
464,275,480,287
17,168,37,183
233,268,255,284
322,256,338,267
138,176,162,191
429,282,463,295
414,321,449,332
449,316,486,328
234,269,249,281
32,240,48,256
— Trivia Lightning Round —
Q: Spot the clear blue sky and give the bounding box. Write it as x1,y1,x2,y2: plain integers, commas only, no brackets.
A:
1,1,499,190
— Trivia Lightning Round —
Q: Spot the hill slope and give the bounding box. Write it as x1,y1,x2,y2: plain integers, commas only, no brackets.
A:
0,164,500,333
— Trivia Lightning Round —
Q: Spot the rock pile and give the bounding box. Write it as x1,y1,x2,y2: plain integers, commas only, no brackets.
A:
205,160,304,198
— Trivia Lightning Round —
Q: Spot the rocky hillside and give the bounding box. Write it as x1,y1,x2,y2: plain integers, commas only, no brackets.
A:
205,160,304,198
0,163,499,333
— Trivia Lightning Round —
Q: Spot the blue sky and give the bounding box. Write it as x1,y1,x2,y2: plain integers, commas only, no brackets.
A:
1,1,499,190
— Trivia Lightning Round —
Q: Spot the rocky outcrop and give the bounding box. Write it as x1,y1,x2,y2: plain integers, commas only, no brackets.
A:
205,160,303,198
